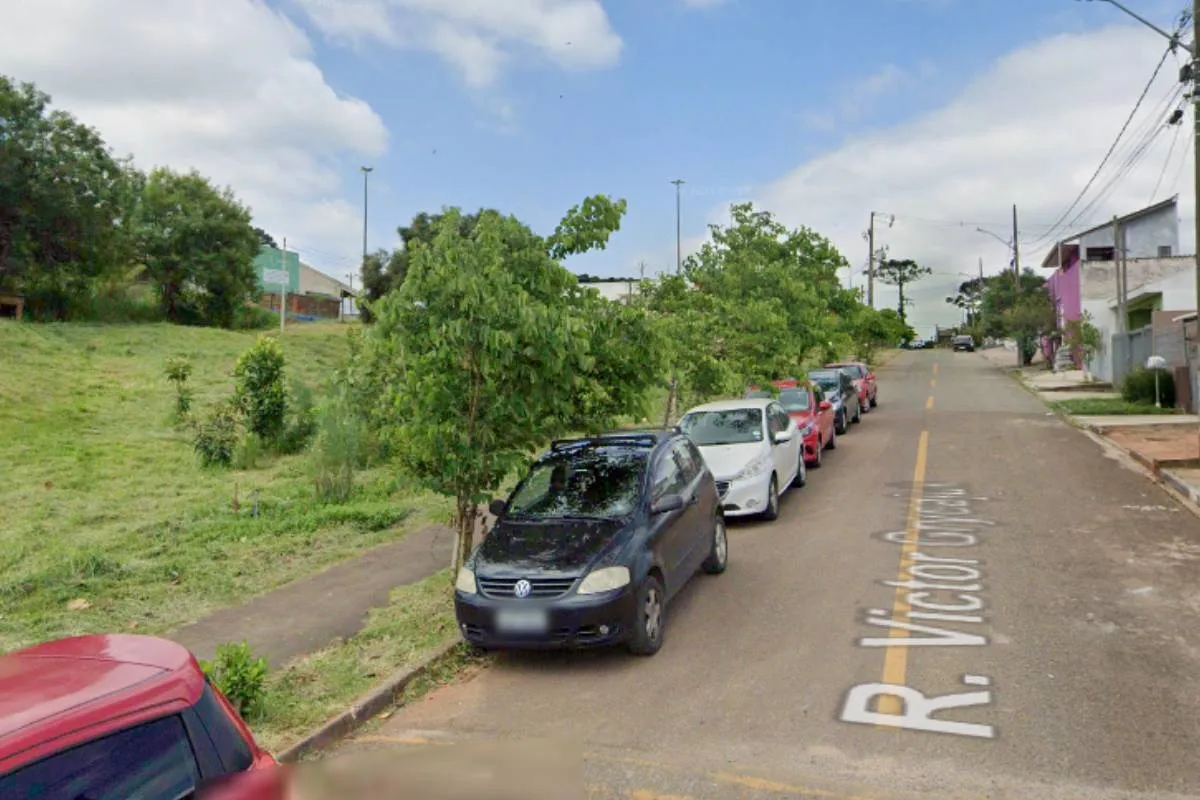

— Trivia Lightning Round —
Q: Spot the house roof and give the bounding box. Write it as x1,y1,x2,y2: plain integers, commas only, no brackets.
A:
1040,195,1179,269
299,262,358,297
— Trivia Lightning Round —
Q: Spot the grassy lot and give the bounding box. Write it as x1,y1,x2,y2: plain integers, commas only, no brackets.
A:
1049,397,1182,416
0,320,450,653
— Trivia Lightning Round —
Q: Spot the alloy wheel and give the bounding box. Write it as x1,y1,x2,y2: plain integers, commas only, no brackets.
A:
714,520,728,566
644,587,663,642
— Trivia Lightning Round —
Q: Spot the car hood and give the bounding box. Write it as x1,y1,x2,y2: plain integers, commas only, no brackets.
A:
475,517,628,575
697,442,766,480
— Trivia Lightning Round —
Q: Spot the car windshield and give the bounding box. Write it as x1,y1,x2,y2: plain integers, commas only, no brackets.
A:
829,364,863,378
809,371,840,392
681,408,765,446
506,447,647,520
777,389,810,413
745,390,773,399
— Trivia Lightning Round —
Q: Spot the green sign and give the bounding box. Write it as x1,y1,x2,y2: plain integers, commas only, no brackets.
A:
253,246,300,293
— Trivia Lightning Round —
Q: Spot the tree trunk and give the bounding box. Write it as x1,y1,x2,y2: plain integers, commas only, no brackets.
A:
898,281,907,326
450,495,477,582
662,376,678,428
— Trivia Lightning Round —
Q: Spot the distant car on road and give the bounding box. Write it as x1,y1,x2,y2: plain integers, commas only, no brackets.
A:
953,334,975,352
809,368,861,433
455,431,727,656
681,398,806,521
826,361,878,411
0,635,276,798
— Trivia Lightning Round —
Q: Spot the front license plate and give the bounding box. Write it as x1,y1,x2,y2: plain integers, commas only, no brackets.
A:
494,607,549,635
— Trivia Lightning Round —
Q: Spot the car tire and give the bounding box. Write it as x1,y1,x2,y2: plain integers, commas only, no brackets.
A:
792,452,806,488
835,411,847,436
811,438,824,467
761,474,780,521
827,426,837,450
871,393,879,410
702,516,728,575
627,574,667,656
852,403,862,424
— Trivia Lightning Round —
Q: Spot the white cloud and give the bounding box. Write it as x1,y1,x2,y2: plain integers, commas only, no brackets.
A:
802,63,915,133
294,0,623,88
751,24,1194,336
0,0,388,276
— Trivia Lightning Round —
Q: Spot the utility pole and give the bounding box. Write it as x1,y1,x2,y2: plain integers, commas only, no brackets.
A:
360,165,373,308
1012,204,1021,366
671,179,685,275
867,213,876,308
344,273,355,322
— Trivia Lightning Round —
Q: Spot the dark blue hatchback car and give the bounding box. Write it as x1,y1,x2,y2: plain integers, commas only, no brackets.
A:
454,431,727,656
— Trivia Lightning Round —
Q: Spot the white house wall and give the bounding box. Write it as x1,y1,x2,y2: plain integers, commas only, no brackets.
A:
1076,207,1179,260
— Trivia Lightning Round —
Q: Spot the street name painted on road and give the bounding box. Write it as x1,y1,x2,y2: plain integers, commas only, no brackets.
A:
840,481,999,740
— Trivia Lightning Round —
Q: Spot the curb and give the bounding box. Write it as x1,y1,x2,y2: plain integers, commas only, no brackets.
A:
276,640,462,763
1161,468,1200,506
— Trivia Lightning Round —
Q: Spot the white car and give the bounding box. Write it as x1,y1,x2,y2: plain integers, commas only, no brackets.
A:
678,398,806,521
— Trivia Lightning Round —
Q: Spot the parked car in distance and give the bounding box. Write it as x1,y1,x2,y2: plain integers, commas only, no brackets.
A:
0,635,276,798
455,431,727,657
680,398,805,521
826,361,878,411
808,368,861,433
952,334,975,352
746,380,837,468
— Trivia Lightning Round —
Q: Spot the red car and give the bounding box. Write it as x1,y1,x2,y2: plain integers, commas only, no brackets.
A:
0,634,277,798
826,362,878,412
748,379,837,468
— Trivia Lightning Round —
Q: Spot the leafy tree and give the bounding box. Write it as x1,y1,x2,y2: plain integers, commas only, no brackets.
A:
365,197,648,574
1063,310,1104,373
1003,292,1056,366
875,258,932,326
253,227,278,249
977,268,1049,343
847,306,913,363
0,75,139,319
137,167,260,326
233,336,288,444
946,276,986,325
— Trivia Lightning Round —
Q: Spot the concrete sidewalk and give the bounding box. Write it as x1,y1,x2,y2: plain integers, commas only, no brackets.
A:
171,525,455,668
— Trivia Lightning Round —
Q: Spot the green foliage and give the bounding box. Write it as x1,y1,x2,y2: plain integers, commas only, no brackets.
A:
1122,367,1176,407
1063,310,1104,367
163,356,193,421
233,336,288,444
201,642,269,719
312,389,368,504
0,75,142,320
233,305,279,331
278,379,319,455
364,198,635,571
193,401,242,468
233,433,265,471
1003,291,1055,366
847,307,911,363
875,258,932,325
136,167,261,327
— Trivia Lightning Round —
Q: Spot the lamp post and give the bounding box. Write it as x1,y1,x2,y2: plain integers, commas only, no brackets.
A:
360,167,373,318
671,179,685,275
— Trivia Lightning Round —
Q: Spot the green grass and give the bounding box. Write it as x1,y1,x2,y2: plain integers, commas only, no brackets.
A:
1049,397,1182,416
250,569,473,753
0,320,451,653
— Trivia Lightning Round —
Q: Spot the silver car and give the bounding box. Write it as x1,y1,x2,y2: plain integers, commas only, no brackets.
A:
808,369,861,435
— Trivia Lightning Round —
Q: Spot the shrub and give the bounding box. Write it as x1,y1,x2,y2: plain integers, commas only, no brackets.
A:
312,392,367,504
163,356,193,422
193,401,242,468
233,433,265,470
200,642,268,719
277,379,318,455
233,304,278,331
1122,366,1176,407
234,336,288,444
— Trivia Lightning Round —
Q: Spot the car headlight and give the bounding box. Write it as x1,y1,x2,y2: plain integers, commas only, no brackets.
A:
454,567,477,595
733,452,773,481
577,566,631,595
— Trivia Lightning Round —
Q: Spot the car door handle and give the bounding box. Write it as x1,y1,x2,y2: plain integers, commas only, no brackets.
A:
687,494,700,506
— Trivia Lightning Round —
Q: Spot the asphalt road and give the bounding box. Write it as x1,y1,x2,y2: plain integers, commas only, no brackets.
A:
331,350,1200,799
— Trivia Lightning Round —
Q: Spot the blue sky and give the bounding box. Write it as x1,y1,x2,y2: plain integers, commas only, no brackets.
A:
298,0,1177,287
1,0,1190,335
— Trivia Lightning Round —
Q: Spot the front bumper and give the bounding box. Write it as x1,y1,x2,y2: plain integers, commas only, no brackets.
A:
714,469,773,518
802,429,822,462
455,585,638,650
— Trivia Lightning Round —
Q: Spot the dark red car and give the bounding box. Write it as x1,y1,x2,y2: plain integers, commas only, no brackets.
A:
0,634,277,798
826,362,878,412
748,379,837,468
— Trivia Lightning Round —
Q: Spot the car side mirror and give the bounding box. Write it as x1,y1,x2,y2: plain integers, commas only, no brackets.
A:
819,401,832,411
488,498,507,517
772,430,793,444
651,494,685,515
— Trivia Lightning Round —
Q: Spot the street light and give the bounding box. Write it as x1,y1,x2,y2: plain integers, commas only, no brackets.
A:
671,179,685,275
359,167,373,320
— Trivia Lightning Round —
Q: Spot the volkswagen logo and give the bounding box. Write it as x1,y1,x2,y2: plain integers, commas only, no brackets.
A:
513,579,532,599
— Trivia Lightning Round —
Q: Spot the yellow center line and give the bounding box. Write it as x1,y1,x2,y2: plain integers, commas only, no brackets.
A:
924,395,934,410
929,378,936,388
877,430,929,716
932,363,939,375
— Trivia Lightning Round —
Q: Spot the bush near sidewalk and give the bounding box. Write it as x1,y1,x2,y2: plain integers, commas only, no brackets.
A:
1122,367,1176,408
1050,398,1180,416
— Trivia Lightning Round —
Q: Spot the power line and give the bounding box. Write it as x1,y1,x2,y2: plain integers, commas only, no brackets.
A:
1151,112,1184,201
1027,42,1176,250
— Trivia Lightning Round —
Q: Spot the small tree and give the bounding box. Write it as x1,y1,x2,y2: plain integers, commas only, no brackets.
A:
876,258,932,326
163,356,193,422
366,197,643,576
1063,310,1104,378
233,336,288,445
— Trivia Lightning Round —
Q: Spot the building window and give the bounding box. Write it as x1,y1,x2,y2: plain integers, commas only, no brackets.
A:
1085,246,1115,261
1158,245,1172,257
